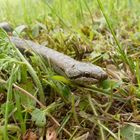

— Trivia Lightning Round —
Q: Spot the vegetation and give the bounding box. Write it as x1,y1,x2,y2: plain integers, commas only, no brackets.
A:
0,0,140,139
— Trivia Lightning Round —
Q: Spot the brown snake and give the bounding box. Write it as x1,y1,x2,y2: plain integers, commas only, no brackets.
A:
9,37,107,85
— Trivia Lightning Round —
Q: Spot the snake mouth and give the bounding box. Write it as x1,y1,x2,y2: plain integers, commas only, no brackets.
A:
71,77,99,85
70,72,107,85
70,72,107,80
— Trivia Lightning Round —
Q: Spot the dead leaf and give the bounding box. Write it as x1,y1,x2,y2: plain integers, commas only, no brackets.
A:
46,126,57,140
22,130,38,140
106,64,125,80
75,132,89,140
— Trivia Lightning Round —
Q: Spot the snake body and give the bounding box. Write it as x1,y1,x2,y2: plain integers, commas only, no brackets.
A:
9,37,107,85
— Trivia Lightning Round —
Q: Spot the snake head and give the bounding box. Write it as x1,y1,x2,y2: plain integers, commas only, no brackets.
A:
65,62,107,85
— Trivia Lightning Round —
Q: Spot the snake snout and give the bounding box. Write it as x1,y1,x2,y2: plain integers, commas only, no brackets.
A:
101,71,108,80
65,62,108,82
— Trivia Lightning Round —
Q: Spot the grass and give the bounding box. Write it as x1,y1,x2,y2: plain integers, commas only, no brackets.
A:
1,0,140,139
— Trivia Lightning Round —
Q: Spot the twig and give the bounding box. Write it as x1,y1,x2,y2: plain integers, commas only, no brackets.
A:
13,84,45,108
0,78,45,108
47,113,72,137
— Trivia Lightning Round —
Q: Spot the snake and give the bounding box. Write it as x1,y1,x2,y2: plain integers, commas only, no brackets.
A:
9,37,107,85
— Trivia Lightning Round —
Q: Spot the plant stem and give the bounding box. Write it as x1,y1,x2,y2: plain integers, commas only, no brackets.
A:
88,94,105,140
96,0,134,72
71,92,79,125
4,66,15,140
